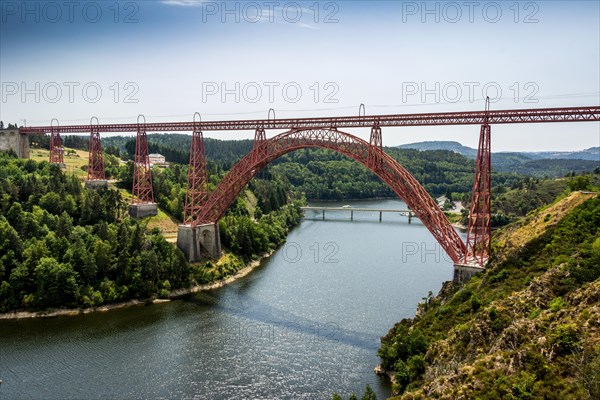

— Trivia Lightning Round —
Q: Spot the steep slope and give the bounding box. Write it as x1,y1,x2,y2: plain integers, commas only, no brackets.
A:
378,191,600,399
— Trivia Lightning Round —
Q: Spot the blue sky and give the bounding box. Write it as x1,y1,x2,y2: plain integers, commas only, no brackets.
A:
1,0,599,151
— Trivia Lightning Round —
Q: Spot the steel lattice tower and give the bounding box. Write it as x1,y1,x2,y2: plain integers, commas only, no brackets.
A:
49,125,64,164
183,124,208,224
368,122,383,171
465,118,492,266
87,121,105,180
131,121,154,204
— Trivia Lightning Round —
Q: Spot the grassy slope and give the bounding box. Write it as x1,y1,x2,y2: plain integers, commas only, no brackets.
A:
31,148,182,243
30,148,89,180
380,191,600,400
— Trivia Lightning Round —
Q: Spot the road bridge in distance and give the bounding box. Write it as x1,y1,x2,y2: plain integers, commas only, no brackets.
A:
301,206,416,223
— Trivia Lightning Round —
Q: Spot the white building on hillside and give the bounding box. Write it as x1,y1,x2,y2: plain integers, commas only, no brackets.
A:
149,153,166,165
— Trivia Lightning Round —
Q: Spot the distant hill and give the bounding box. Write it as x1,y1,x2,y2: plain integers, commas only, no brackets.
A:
398,141,599,177
397,141,477,157
504,158,600,176
523,147,600,161
399,141,599,161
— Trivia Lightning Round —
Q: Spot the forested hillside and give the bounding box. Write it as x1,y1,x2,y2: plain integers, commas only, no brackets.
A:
399,141,599,178
271,147,522,200
62,134,523,201
0,151,302,313
376,191,600,399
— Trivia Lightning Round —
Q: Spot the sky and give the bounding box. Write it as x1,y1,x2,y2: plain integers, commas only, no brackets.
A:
1,0,599,151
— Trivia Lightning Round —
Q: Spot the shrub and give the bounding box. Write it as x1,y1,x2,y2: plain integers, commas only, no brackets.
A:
489,269,510,284
553,324,580,355
549,297,567,312
394,360,411,394
470,294,481,312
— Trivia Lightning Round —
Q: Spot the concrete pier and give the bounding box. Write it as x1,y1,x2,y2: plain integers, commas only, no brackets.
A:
0,129,29,158
128,203,158,218
85,180,108,190
177,223,222,262
453,264,484,283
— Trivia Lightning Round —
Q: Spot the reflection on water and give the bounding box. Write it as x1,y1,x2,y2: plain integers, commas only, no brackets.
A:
0,199,464,399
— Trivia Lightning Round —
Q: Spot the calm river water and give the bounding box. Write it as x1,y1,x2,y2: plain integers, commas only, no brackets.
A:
0,199,465,400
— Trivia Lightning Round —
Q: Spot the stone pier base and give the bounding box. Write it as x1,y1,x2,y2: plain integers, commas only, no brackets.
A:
85,180,108,189
177,223,222,262
52,163,67,169
128,203,158,218
453,264,485,283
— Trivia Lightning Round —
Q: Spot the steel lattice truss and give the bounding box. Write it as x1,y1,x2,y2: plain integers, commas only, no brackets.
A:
183,128,209,223
465,124,492,265
19,106,600,134
193,128,467,263
132,128,154,204
87,125,105,180
49,127,64,164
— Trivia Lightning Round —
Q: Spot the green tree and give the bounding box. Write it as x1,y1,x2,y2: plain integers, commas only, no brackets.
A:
39,192,63,215
93,239,113,278
568,175,591,192
6,202,25,235
56,211,73,237
65,231,96,285
360,385,377,400
0,218,23,280
34,257,79,307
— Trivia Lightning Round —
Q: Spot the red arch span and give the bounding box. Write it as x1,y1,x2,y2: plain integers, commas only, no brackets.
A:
194,128,467,263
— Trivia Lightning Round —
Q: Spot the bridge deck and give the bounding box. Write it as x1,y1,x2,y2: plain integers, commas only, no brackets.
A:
18,106,600,134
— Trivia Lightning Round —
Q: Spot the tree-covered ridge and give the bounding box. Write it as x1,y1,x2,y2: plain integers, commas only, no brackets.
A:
86,133,524,201
0,152,188,310
104,134,253,169
0,152,303,313
399,141,600,177
377,191,600,399
52,134,598,203
271,147,522,200
491,174,599,222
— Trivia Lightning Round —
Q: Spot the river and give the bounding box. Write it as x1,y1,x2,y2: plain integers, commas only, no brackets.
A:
0,199,465,399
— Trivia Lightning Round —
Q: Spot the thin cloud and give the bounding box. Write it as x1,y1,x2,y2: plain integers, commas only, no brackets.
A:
160,1,322,29
296,22,320,30
161,0,206,7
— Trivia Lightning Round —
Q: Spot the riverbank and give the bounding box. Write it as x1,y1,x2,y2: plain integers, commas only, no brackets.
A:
0,251,273,321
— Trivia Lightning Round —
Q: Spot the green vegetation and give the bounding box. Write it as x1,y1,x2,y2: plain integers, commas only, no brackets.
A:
92,133,526,201
59,134,598,212
0,151,303,313
492,177,570,218
270,147,523,200
399,141,600,178
377,190,600,399
102,133,253,169
0,152,187,311
503,158,599,178
331,384,377,400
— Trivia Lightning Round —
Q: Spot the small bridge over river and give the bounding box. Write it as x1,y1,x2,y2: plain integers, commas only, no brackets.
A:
301,206,416,223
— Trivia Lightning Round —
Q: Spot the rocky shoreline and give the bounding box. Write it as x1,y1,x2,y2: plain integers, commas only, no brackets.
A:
0,251,272,321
